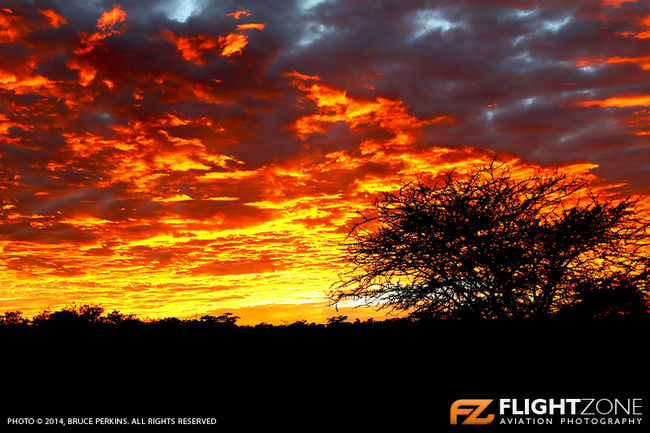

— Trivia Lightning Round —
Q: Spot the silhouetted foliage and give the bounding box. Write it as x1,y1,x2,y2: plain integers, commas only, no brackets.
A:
31,309,52,326
151,317,185,328
329,162,650,319
78,304,105,323
104,309,139,326
286,319,309,328
558,271,650,318
0,305,334,329
198,312,240,327
0,311,28,327
326,315,349,325
28,304,104,328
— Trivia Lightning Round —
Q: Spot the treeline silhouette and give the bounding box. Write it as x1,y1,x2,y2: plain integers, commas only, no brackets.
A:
1,302,647,330
0,304,397,329
2,304,648,431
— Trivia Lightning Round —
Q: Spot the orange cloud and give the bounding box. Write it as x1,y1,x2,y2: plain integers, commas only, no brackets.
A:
0,114,28,136
162,30,251,62
614,14,650,38
607,56,650,71
97,4,127,31
576,55,650,71
67,59,97,86
0,9,30,42
219,33,248,57
601,0,637,6
576,94,650,137
0,70,56,95
237,23,266,31
0,7,68,44
38,9,68,28
227,10,251,20
283,71,320,81
76,4,127,55
161,31,220,64
578,95,650,108
604,56,650,70
288,73,454,144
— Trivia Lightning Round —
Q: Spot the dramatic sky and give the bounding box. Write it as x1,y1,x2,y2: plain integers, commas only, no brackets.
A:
1,0,650,323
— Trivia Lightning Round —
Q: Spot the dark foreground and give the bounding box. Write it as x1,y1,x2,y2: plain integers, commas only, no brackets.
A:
1,320,648,432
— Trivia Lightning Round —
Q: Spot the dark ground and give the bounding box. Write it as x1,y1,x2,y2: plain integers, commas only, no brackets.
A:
1,320,648,432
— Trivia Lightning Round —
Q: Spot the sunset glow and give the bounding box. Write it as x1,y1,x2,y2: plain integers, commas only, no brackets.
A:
1,1,650,324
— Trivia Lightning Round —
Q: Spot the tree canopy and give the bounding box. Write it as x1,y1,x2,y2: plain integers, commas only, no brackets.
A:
329,163,650,319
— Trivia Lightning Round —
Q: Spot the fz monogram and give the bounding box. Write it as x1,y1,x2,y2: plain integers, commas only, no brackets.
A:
450,399,495,425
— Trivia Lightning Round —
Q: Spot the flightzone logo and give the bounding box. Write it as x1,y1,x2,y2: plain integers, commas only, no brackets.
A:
450,398,645,427
451,400,495,425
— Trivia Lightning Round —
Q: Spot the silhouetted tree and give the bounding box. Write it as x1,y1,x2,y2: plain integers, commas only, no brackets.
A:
558,271,650,318
152,317,184,328
286,319,309,328
38,305,101,327
104,309,139,325
0,311,28,327
329,163,650,319
78,304,104,323
29,304,120,327
199,312,240,327
31,309,52,326
326,315,349,325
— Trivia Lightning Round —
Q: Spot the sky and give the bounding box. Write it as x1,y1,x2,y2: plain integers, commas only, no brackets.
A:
1,0,650,324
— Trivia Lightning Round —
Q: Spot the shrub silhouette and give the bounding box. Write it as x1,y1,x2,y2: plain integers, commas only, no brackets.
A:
558,271,650,318
198,312,240,327
329,163,650,319
29,304,106,328
0,311,28,327
104,309,139,325
77,304,105,323
326,315,349,325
